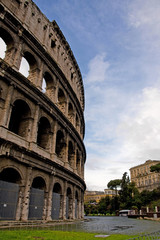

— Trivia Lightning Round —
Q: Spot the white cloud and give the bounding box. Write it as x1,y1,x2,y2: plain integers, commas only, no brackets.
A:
85,53,109,83
85,51,160,191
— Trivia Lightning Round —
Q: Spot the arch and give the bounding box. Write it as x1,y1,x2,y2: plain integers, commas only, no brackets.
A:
68,141,74,166
0,167,21,220
28,176,46,220
55,130,66,158
8,99,31,138
68,102,74,123
52,182,62,220
0,27,14,50
76,114,80,130
57,88,66,114
0,167,21,184
76,149,81,173
66,187,72,219
37,117,51,149
31,176,46,190
53,182,62,194
19,51,37,80
0,27,14,61
43,72,53,92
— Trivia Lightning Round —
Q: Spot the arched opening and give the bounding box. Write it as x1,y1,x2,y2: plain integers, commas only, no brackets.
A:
57,88,66,114
75,191,79,218
66,187,72,219
0,37,6,59
52,183,62,220
0,168,21,183
42,72,54,96
19,51,37,82
68,102,74,124
0,28,13,61
19,57,30,77
55,130,65,158
0,168,21,220
76,150,81,173
37,117,51,149
8,99,31,138
28,176,46,220
68,141,74,167
76,114,80,131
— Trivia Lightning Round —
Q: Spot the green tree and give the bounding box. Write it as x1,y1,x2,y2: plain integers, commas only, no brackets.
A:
150,164,160,172
107,179,121,195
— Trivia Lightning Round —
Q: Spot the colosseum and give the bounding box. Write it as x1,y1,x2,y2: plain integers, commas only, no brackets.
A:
0,0,86,221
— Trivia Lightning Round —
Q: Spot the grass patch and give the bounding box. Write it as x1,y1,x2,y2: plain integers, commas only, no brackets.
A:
0,230,137,240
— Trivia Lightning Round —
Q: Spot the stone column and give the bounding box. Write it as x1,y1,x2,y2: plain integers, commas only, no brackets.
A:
30,104,40,143
64,134,69,166
21,167,32,221
0,84,14,127
50,122,57,155
11,40,23,71
35,61,44,90
72,185,76,219
62,180,67,220
46,175,54,221
15,188,23,220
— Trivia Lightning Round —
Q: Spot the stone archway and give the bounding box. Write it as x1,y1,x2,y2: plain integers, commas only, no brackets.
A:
0,167,21,220
51,182,62,220
8,99,31,138
28,176,46,220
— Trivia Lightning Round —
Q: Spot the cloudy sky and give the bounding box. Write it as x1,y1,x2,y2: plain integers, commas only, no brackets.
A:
2,0,160,191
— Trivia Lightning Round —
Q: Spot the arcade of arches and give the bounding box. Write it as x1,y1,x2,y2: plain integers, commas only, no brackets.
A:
0,0,86,221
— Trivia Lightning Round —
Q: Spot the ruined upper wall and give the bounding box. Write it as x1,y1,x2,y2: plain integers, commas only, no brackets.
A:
1,0,85,111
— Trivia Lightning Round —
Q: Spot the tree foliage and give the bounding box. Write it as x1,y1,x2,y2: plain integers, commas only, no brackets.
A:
150,163,160,172
84,171,160,216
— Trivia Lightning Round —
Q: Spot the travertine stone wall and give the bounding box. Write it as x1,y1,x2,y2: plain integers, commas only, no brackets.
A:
0,0,86,221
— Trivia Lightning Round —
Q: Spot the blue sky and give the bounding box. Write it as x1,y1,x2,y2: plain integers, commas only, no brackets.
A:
2,0,160,190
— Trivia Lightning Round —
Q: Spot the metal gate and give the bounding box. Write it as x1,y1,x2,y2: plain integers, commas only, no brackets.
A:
75,199,78,218
66,196,69,219
0,180,19,220
28,187,44,220
51,192,60,220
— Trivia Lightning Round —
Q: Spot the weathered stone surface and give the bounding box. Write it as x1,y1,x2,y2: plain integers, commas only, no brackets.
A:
0,0,86,221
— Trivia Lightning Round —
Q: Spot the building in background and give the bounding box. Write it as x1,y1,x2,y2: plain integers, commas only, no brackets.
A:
84,189,117,203
130,160,160,192
0,0,86,221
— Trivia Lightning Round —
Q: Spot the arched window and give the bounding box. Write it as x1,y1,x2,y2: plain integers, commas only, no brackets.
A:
42,72,54,97
0,168,21,184
8,99,31,138
76,149,81,173
32,177,46,190
19,57,30,77
0,28,14,61
37,117,51,149
76,114,80,130
29,177,46,220
68,102,74,124
55,130,65,158
19,51,37,82
68,141,74,166
0,168,21,220
0,37,6,59
57,88,66,114
52,183,62,220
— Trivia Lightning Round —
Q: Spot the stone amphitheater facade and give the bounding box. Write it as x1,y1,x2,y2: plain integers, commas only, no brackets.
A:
0,0,86,221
